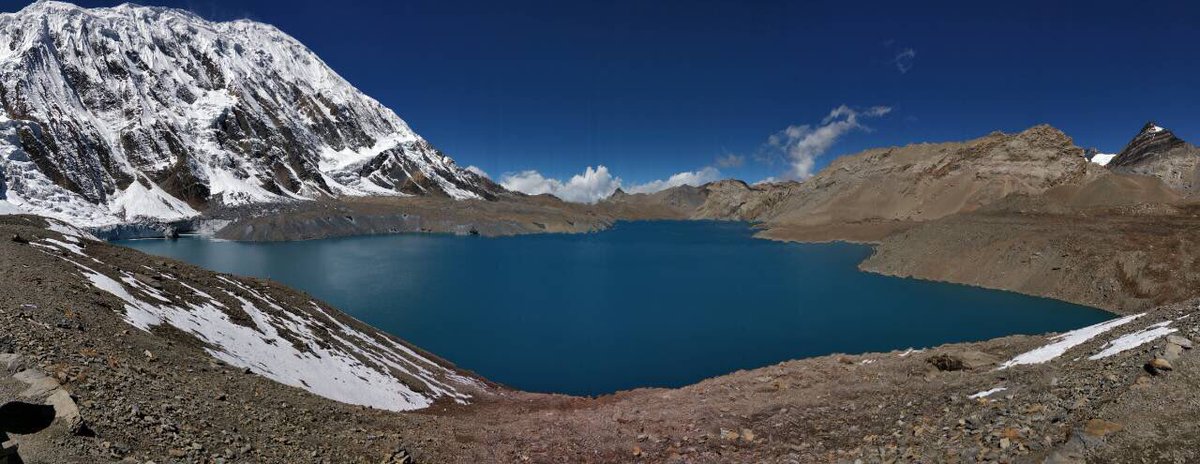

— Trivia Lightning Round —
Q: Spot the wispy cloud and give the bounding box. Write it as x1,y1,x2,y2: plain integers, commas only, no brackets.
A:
715,154,745,168
464,165,490,178
893,47,916,74
766,105,892,179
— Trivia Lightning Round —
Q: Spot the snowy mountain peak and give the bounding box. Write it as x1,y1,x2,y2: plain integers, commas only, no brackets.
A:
0,1,503,227
17,0,81,13
1140,121,1168,135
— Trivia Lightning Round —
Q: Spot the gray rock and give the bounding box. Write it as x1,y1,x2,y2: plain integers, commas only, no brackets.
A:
1167,334,1193,349
1162,343,1184,361
45,389,87,436
0,354,24,375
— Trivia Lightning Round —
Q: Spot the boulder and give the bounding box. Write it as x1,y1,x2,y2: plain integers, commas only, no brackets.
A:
45,390,86,436
1146,358,1173,375
0,355,23,375
13,370,58,399
1167,334,1193,349
927,350,998,371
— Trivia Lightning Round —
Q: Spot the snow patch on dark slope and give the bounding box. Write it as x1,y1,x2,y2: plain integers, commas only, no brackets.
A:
0,1,502,228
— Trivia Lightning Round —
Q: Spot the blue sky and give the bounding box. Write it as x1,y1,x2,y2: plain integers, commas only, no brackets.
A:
8,0,1200,194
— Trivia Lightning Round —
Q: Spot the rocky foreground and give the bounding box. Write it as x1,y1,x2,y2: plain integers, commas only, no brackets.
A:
4,214,1200,463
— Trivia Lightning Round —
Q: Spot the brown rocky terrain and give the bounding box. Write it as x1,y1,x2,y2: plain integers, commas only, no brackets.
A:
756,125,1093,228
6,214,1200,464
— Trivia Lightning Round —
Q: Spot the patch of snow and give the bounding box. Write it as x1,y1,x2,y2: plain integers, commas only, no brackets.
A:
1000,314,1143,368
46,221,80,238
1089,320,1177,360
44,220,97,242
0,200,24,215
203,167,289,207
319,134,411,172
1148,125,1165,134
969,387,1007,399
898,348,925,357
42,238,85,256
1090,153,1117,166
107,179,200,222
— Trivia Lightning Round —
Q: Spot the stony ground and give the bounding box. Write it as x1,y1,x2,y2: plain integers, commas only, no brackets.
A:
4,215,1200,463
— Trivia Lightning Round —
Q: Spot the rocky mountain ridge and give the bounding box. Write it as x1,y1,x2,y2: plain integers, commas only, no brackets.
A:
1107,122,1200,193
0,1,502,228
601,124,1096,229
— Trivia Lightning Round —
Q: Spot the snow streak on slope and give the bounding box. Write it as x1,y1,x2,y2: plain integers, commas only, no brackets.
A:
1089,320,1177,360
999,314,1143,368
0,1,501,227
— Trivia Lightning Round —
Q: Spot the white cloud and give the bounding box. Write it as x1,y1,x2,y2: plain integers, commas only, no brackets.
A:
893,48,916,74
500,165,622,204
464,165,490,179
499,165,726,203
627,167,722,194
767,105,892,179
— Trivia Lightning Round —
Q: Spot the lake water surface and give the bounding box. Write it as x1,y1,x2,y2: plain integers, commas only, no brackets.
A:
119,221,1112,395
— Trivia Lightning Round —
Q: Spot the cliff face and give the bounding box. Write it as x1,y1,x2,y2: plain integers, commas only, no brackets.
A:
1108,122,1200,193
0,2,502,227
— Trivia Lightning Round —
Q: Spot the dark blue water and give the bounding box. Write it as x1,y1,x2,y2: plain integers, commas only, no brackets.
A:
119,221,1112,395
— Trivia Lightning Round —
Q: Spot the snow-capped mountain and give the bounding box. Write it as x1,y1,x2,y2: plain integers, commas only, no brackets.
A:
1089,152,1116,166
0,1,502,227
1108,122,1200,193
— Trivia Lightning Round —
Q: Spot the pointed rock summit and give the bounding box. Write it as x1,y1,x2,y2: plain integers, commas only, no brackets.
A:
1107,122,1200,193
1109,122,1188,168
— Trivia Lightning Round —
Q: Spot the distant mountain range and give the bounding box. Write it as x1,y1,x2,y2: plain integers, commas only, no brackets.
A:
0,1,502,227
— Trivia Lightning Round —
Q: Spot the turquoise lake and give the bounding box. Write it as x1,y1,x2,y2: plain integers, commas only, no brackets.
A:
119,221,1113,395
